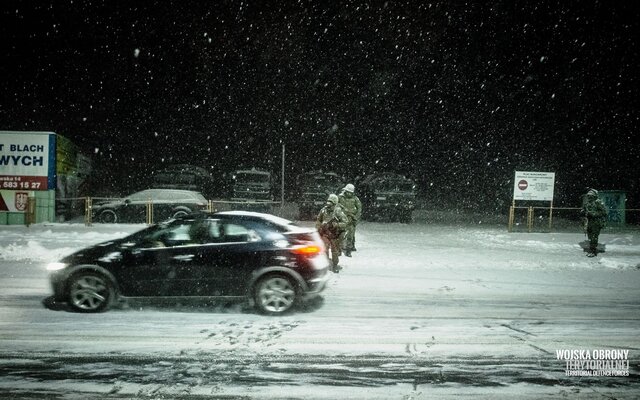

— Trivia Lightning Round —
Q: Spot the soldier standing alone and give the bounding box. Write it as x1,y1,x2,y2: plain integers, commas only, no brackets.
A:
316,194,348,272
339,183,362,257
581,188,608,257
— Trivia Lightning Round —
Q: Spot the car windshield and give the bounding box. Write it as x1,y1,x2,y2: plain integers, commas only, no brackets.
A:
235,173,270,183
376,181,415,192
193,192,207,202
299,175,342,190
153,173,196,185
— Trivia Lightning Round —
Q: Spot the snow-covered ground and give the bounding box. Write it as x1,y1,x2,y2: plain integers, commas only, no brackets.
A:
0,220,638,399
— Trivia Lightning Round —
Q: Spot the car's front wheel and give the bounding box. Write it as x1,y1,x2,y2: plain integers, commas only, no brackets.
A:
67,272,114,313
253,274,297,315
98,209,118,223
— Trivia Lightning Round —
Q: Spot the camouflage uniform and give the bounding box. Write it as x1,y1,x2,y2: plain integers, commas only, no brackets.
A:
581,189,607,256
316,194,348,271
338,184,362,256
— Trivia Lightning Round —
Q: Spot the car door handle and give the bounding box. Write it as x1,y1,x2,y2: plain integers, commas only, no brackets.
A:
172,254,195,262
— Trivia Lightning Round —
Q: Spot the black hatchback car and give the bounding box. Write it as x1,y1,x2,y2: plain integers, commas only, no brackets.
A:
47,211,331,315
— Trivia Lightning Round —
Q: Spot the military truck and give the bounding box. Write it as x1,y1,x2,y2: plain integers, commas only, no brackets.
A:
358,172,416,223
296,171,345,220
230,168,272,201
227,168,273,212
150,164,216,198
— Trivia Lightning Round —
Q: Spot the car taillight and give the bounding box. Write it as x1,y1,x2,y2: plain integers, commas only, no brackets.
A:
291,245,322,256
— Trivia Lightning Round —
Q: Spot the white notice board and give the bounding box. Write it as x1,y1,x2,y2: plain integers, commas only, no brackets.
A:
513,171,555,201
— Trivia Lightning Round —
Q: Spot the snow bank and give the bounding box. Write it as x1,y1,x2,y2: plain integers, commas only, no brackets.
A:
0,222,638,271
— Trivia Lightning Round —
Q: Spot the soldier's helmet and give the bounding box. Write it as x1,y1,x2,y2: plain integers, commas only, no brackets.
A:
586,188,599,198
343,183,355,193
327,194,339,205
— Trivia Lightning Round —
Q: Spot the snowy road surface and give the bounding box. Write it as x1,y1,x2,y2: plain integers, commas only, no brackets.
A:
0,221,639,399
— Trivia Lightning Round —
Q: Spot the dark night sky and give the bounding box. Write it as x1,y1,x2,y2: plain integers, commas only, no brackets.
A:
1,0,638,210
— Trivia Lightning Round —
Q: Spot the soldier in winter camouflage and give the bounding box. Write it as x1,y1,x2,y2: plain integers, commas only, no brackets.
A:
581,188,608,257
316,194,348,272
338,183,362,257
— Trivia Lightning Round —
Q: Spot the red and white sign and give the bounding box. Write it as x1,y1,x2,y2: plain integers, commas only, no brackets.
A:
517,180,528,190
0,190,34,212
513,171,555,201
15,192,28,211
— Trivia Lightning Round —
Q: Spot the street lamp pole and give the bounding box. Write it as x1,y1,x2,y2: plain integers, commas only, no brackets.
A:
281,143,285,214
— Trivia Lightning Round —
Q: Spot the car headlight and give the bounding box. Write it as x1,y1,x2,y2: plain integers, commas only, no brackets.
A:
46,262,68,271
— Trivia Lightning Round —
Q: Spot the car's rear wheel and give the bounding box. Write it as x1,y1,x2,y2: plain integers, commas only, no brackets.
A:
254,274,297,315
99,209,117,223
67,272,114,313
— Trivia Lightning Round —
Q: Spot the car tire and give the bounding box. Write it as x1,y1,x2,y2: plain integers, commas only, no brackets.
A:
253,274,298,315
172,209,190,219
99,209,118,224
67,271,114,313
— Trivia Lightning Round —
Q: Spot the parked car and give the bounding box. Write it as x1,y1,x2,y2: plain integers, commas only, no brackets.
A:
93,189,208,223
47,211,331,315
